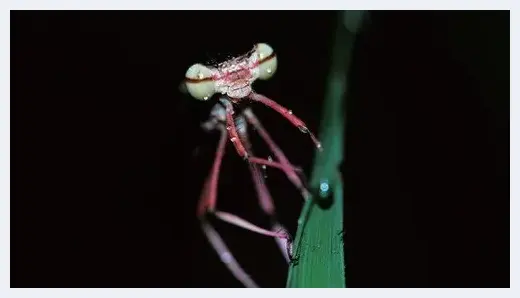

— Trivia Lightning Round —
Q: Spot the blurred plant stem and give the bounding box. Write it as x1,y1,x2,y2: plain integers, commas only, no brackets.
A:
286,11,366,288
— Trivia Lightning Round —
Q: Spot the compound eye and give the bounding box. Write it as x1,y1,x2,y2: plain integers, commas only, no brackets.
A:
255,43,277,80
185,63,216,100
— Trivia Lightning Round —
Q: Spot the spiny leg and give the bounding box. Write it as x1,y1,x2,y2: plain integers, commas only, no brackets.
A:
243,108,311,201
249,92,322,150
235,114,293,262
201,213,290,287
220,97,302,172
200,220,258,288
247,156,302,173
247,163,293,263
196,126,258,287
196,125,228,217
235,115,275,215
212,211,288,239
197,124,290,285
197,124,290,240
219,97,249,159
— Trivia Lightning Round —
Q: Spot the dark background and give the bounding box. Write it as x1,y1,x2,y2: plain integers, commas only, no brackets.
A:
12,11,509,288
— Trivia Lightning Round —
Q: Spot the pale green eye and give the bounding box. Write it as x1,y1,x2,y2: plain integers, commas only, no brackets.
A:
185,63,216,101
255,43,277,80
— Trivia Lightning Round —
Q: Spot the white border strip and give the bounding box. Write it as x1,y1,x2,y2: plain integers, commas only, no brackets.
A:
6,0,516,10
3,2,516,298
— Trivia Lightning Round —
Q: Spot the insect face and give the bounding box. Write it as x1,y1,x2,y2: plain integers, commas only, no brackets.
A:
184,43,278,101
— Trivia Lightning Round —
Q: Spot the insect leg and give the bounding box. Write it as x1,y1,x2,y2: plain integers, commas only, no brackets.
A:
196,124,284,287
220,98,302,173
196,122,290,252
219,98,249,159
248,163,293,263
200,220,259,288
248,92,322,151
196,125,228,217
236,114,293,262
243,108,311,201
247,157,302,173
195,126,259,287
212,211,289,239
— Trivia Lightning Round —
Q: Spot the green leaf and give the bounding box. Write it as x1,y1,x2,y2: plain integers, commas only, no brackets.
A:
286,11,365,288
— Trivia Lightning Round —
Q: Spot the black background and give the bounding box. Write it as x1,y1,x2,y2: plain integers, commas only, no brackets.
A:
12,11,509,288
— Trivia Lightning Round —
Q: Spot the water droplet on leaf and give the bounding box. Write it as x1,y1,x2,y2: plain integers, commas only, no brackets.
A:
319,179,330,199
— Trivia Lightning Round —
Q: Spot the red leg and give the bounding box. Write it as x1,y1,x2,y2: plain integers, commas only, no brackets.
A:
271,222,293,263
197,125,228,217
243,108,311,200
196,126,259,287
197,125,290,286
213,211,289,239
248,157,302,174
248,161,275,216
235,114,294,262
249,161,293,262
200,220,259,287
235,114,302,210
249,92,322,151
220,98,303,173
197,120,290,239
220,98,249,159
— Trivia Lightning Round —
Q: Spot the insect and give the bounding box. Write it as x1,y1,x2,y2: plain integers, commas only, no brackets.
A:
184,43,321,287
